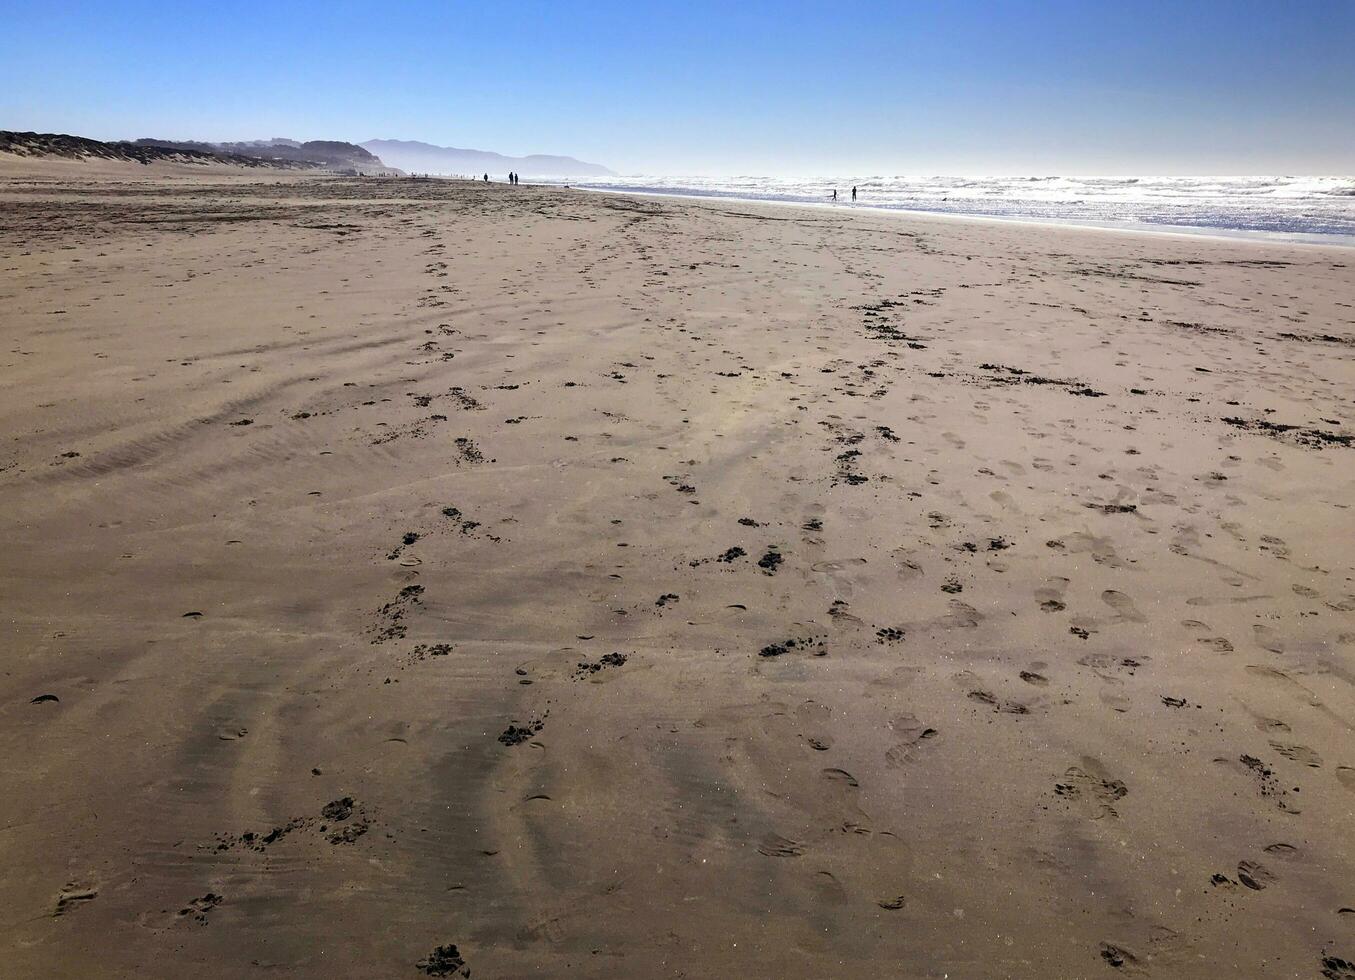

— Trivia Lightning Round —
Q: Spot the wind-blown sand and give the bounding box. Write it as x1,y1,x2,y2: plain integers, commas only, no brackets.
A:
2,171,1354,979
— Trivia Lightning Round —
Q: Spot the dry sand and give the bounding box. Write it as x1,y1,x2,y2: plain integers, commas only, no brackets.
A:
2,167,1354,979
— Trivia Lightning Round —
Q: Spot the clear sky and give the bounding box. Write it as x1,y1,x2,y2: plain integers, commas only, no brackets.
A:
3,0,1352,175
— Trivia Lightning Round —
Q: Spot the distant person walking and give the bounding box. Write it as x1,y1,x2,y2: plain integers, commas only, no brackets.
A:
831,189,837,202
851,185,857,201
483,173,489,182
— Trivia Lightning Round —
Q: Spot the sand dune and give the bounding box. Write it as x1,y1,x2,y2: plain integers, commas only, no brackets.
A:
2,170,1353,978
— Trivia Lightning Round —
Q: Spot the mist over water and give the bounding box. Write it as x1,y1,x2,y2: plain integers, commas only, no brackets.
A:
538,174,1355,240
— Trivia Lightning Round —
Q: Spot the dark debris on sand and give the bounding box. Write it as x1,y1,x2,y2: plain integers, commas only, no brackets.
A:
757,549,784,573
760,635,827,658
574,652,629,678
418,943,469,977
498,716,546,745
1223,415,1352,449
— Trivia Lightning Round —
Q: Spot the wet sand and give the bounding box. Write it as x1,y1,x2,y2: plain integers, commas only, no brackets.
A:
2,170,1354,979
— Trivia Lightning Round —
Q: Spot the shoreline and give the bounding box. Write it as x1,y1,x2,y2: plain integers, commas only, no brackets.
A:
549,181,1355,249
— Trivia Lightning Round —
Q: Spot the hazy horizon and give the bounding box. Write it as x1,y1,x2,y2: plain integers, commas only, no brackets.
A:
3,0,1353,175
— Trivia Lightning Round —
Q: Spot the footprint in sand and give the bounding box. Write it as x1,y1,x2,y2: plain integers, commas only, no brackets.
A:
1337,767,1355,793
1228,754,1301,814
177,892,223,924
1263,842,1299,857
1259,534,1290,559
1056,758,1128,820
989,490,1019,510
810,557,867,572
1098,688,1133,713
1184,618,1235,651
792,700,835,751
1270,741,1323,767
811,766,873,831
884,713,938,768
827,599,865,628
758,833,806,857
1098,941,1146,974
54,884,98,917
1101,589,1147,623
1236,860,1276,890
1251,714,1291,734
1036,577,1069,612
1052,532,1125,568
892,551,925,580
935,600,982,630
967,689,1030,714
1252,624,1286,654
1245,665,1321,707
811,870,848,905
822,767,859,787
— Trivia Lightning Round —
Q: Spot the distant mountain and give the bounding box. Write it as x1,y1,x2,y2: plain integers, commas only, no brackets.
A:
0,130,319,170
361,139,614,178
135,138,398,174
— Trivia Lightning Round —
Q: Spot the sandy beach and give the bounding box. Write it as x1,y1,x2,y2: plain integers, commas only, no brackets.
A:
2,166,1354,978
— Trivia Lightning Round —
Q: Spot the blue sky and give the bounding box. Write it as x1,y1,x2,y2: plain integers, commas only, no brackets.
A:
3,0,1352,174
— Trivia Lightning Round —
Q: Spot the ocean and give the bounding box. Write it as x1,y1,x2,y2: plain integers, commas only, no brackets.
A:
539,174,1355,244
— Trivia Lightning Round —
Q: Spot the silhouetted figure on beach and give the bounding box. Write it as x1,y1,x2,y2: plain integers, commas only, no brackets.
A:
483,173,489,182
852,186,857,201
831,189,837,202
